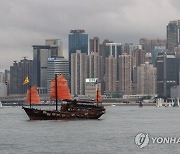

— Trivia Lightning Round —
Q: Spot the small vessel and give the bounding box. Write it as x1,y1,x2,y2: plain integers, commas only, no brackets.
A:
139,101,143,107
156,98,163,107
171,98,179,107
177,98,180,107
164,100,168,107
22,74,105,120
0,101,3,108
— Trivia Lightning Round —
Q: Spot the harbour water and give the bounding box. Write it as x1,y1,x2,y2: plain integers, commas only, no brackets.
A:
1,106,180,154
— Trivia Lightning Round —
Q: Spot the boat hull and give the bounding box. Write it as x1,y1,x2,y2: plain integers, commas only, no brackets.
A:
22,106,105,120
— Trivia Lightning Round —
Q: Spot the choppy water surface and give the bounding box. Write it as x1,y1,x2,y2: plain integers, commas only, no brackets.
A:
1,106,180,154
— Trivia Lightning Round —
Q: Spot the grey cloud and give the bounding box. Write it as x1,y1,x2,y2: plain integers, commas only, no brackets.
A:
0,0,178,70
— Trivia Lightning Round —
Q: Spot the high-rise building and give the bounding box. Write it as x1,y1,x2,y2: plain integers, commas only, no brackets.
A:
167,20,180,51
89,37,100,55
119,53,131,95
99,39,113,57
99,39,114,92
71,50,88,95
130,49,146,86
151,46,166,66
131,49,146,68
87,53,103,92
105,43,122,58
68,29,88,59
145,53,152,64
45,39,63,57
47,56,69,93
0,72,4,82
32,44,60,91
139,38,166,53
174,46,180,84
87,53,103,80
123,43,142,54
0,71,7,97
10,58,33,94
137,62,157,95
157,52,178,97
105,56,117,93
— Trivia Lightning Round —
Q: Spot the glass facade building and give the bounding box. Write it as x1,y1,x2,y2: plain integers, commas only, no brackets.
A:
157,52,179,97
68,30,88,71
32,45,58,91
167,20,180,51
47,57,69,93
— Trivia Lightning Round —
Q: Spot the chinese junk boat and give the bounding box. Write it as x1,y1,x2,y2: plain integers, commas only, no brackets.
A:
22,74,105,120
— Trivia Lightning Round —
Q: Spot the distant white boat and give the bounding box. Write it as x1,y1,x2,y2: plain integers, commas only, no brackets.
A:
111,104,116,107
0,101,3,108
156,98,163,107
177,98,180,107
171,98,180,107
142,97,155,103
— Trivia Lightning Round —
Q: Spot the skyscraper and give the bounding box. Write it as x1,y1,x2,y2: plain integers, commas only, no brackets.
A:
99,39,113,57
71,50,88,95
119,53,131,95
105,55,117,93
0,71,7,97
45,39,63,57
87,52,103,80
68,29,88,59
47,56,69,93
167,20,180,51
10,58,33,94
130,49,146,86
105,43,122,58
123,43,142,54
89,37,100,55
68,30,88,83
32,44,61,91
157,52,178,97
137,62,157,95
139,38,166,53
131,49,146,68
151,46,166,66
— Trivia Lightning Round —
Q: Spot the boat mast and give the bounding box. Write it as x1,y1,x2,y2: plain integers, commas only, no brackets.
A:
96,88,98,102
96,80,98,102
30,85,31,108
55,74,58,111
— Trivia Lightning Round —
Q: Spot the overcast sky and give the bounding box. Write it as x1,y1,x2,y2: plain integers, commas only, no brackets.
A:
0,0,179,71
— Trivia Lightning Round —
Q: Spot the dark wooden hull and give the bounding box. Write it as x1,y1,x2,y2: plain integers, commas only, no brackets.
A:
22,106,105,120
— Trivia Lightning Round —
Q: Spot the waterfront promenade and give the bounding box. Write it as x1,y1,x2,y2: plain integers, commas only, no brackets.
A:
0,95,156,106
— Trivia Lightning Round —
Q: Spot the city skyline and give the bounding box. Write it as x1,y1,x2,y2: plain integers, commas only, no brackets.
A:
0,0,179,70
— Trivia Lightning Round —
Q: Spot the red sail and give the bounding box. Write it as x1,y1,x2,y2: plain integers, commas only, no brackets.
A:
50,74,71,100
50,79,56,99
96,90,102,103
26,85,40,104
